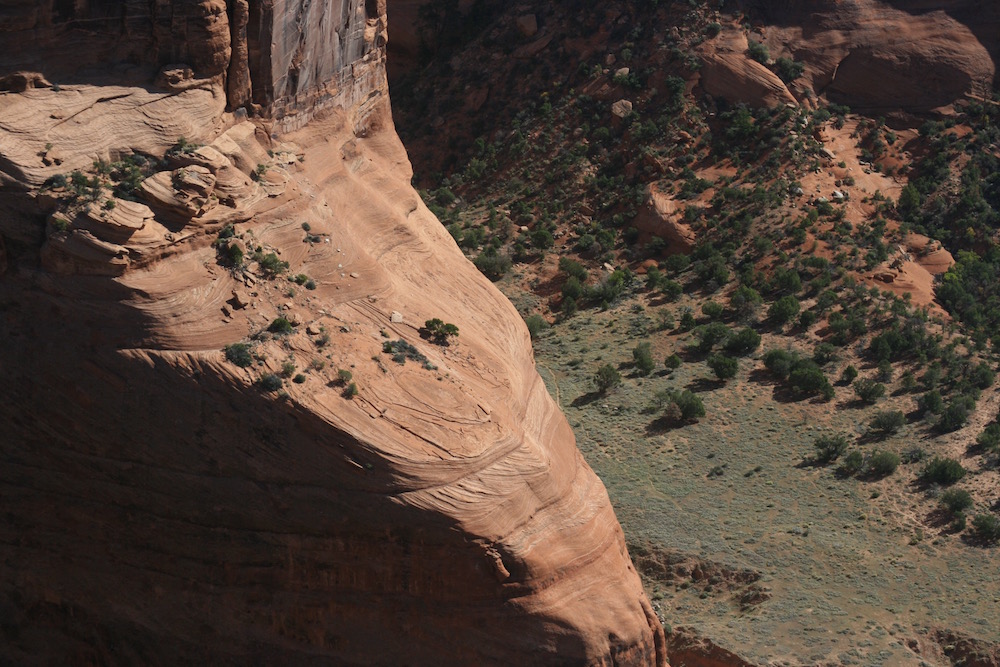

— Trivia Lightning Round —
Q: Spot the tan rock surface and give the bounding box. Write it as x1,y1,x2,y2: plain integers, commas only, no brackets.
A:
0,2,665,665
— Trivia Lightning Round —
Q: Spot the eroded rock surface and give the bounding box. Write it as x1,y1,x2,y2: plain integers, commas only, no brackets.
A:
0,2,664,665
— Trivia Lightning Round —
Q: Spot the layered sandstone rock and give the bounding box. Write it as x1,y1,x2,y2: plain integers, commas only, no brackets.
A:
738,0,999,112
0,2,664,665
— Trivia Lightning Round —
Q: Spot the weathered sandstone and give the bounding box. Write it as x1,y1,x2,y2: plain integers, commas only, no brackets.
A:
0,1,665,665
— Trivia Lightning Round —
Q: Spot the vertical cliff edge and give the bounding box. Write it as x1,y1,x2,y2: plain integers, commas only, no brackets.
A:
0,1,666,665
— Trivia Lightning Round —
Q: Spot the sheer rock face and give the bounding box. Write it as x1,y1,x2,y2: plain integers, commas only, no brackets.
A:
0,2,665,666
738,0,999,112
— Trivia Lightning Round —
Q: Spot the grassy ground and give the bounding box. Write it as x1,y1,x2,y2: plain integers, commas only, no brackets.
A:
506,279,1000,666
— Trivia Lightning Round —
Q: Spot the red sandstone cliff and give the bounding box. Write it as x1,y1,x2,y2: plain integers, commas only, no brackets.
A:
0,2,665,665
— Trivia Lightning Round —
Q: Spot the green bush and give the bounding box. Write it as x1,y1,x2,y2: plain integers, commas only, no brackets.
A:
707,354,738,381
747,41,770,64
768,295,800,325
258,373,283,392
813,434,848,463
970,514,1000,544
920,457,966,486
937,395,975,433
224,343,253,367
725,327,761,355
594,364,622,393
702,301,724,320
939,488,973,514
633,342,656,375
774,57,805,83
474,250,512,280
854,378,885,404
840,365,858,384
660,389,705,422
866,450,900,478
788,361,834,400
763,349,797,380
977,423,1000,452
255,251,289,277
918,389,944,414
524,314,548,339
664,354,682,370
869,410,905,435
269,317,294,335
840,450,864,476
424,318,459,343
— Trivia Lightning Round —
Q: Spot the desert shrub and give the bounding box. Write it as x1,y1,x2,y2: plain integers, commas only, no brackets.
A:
424,318,459,343
474,250,512,280
840,365,858,384
661,279,683,300
977,423,1000,452
789,361,834,400
705,22,722,37
337,369,353,384
939,488,973,514
344,382,359,398
524,314,548,339
747,41,770,64
839,450,864,476
970,514,1000,544
594,364,622,393
730,284,762,318
562,275,584,301
763,349,797,379
702,301,724,320
813,434,849,463
224,343,253,367
854,378,885,403
937,395,975,432
768,295,800,325
633,342,656,375
694,322,731,353
383,339,432,367
920,457,966,486
869,410,905,436
255,251,289,277
866,450,900,478
664,253,690,273
774,57,805,83
918,389,944,414
664,354,682,370
293,373,306,384
813,342,838,365
258,373,283,392
558,256,588,282
658,389,705,422
268,317,294,335
707,354,738,381
725,327,761,355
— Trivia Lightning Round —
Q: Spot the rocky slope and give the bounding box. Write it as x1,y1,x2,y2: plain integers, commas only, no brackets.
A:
0,2,665,665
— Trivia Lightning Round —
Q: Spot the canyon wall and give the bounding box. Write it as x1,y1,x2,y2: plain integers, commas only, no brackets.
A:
0,1,665,665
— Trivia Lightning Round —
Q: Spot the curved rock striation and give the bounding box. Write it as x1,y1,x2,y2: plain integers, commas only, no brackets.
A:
0,2,665,665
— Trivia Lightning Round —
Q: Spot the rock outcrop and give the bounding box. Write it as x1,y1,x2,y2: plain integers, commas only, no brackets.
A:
0,2,664,665
738,0,1000,112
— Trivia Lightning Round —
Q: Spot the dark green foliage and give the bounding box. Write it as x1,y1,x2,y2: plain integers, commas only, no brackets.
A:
747,42,771,65
474,249,512,280
594,364,622,393
840,365,858,384
664,354,682,370
661,280,683,300
224,343,253,367
293,373,306,384
707,354,738,381
869,410,905,435
768,295,800,325
259,373,283,392
763,349,797,380
854,378,885,404
337,369,353,384
937,395,975,432
344,382,359,398
774,57,805,83
664,253,690,274
918,389,944,414
268,317,294,335
840,451,864,476
656,389,706,423
724,327,761,356
562,275,584,301
702,301,724,320
531,227,554,250
558,256,588,282
970,514,1000,544
524,314,548,339
939,488,973,514
383,339,433,368
424,318,459,343
813,343,838,365
255,251,289,277
730,285,762,318
633,342,655,375
866,450,900,478
788,361,834,400
814,435,849,463
920,457,966,486
977,423,1000,452
694,321,730,353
